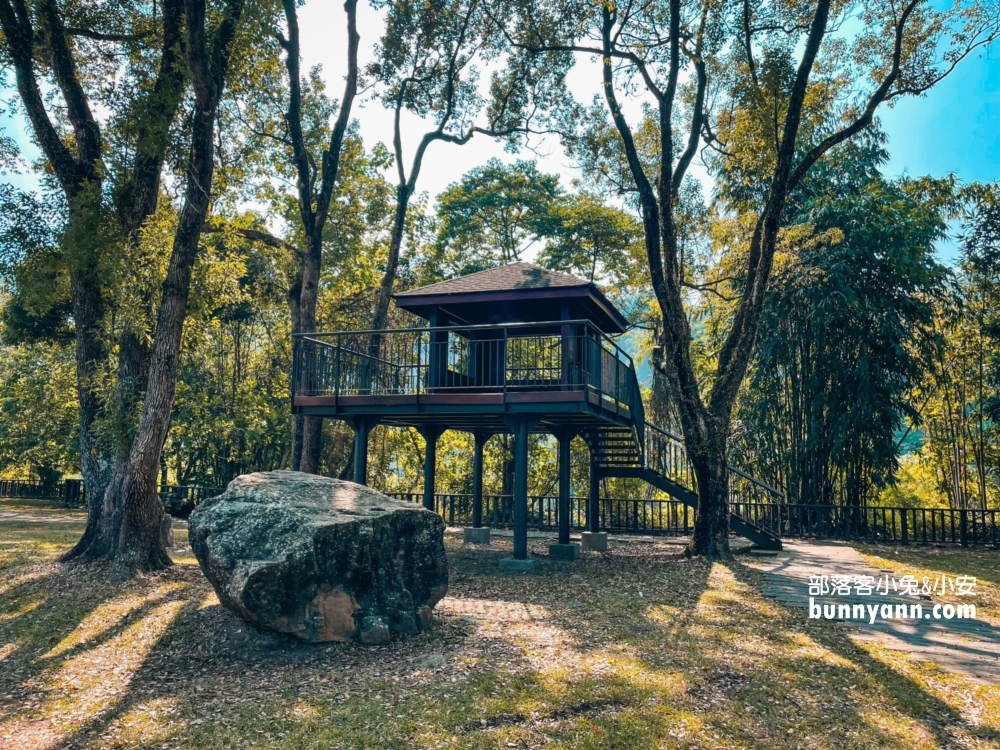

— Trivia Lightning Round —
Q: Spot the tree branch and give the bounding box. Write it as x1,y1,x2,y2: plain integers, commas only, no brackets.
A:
711,0,832,416
786,0,974,195
66,26,153,42
314,0,359,232
40,0,102,168
0,0,84,191
281,0,315,231
202,221,300,255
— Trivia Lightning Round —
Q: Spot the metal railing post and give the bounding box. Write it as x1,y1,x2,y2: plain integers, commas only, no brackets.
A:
502,327,508,402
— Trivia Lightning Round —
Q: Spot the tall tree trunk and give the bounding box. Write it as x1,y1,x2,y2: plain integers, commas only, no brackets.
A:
287,267,305,470
57,0,189,564
687,417,730,556
590,0,835,558
0,0,118,560
99,0,244,576
282,0,359,475
371,188,411,334
296,231,325,473
62,262,115,558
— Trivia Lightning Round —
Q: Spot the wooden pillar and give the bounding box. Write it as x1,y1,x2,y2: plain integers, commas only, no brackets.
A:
588,457,600,532
560,302,572,390
513,417,529,560
558,431,572,544
352,419,370,485
472,432,489,528
427,308,448,390
421,427,442,512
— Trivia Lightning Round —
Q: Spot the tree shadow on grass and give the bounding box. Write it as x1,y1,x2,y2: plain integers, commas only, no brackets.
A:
726,557,1000,748
44,536,699,749
0,560,119,718
8,531,1000,750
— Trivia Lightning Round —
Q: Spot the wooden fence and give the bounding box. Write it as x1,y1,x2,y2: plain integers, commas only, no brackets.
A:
388,493,999,547
4,480,996,546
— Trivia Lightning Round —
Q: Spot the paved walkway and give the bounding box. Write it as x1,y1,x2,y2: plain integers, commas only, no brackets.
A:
754,540,1000,683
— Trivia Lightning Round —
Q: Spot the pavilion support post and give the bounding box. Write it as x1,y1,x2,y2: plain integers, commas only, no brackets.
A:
588,459,600,531
500,416,540,571
558,434,572,543
581,452,608,552
513,417,529,558
549,429,580,561
419,427,444,513
351,418,372,486
464,432,492,545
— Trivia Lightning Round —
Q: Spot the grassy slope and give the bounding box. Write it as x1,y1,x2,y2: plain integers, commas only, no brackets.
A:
0,518,998,750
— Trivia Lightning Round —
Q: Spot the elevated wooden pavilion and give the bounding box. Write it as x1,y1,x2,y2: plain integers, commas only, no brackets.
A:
291,262,781,566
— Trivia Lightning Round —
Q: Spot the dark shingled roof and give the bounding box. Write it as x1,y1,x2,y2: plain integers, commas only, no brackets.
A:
393,261,629,333
394,262,590,297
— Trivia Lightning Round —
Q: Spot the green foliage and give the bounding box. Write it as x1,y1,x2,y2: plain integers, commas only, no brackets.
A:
730,137,950,506
900,183,1000,510
417,158,650,317
2,0,996,517
164,228,291,486
433,159,561,272
0,309,79,481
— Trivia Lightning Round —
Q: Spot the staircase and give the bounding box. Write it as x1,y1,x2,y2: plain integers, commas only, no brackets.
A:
582,418,783,551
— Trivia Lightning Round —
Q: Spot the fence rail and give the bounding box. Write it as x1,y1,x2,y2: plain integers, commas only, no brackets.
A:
389,492,999,546
0,480,65,500
733,502,1000,547
5,478,995,546
386,492,698,536
0,480,224,514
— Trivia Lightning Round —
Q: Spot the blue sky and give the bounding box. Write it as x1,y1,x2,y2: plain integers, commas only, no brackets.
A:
879,47,999,184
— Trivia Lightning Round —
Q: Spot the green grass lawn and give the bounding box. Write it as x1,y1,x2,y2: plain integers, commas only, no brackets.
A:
857,544,1000,627
1,517,998,749
0,496,87,517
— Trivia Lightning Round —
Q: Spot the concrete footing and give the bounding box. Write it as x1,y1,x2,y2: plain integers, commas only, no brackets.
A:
548,543,580,560
463,527,492,545
580,531,608,552
499,557,540,572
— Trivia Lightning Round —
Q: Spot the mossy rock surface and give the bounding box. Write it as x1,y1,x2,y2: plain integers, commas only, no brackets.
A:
188,471,448,643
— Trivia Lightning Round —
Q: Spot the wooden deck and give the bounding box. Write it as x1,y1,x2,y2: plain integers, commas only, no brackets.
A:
292,387,633,433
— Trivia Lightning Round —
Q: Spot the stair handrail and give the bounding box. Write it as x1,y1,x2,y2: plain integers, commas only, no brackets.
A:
643,421,785,503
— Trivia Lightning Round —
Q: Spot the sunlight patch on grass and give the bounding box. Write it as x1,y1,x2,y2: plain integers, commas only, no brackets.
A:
0,598,43,627
196,588,220,610
103,696,182,747
0,641,20,663
1,595,187,750
43,581,188,658
3,524,1000,749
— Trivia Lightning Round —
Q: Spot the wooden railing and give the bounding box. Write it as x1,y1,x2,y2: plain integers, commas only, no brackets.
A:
732,502,1000,547
0,480,224,514
386,492,698,535
292,319,639,415
643,424,784,506
0,480,65,501
13,475,991,547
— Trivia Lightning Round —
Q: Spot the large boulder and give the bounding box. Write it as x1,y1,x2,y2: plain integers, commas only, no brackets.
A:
188,471,448,643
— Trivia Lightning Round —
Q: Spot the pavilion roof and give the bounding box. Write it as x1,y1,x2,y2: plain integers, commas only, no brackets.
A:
394,262,629,333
